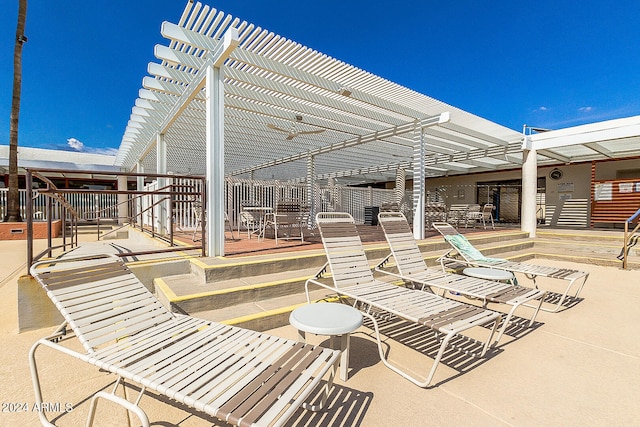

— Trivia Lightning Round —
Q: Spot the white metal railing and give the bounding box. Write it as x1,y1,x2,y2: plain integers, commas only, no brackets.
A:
0,188,119,221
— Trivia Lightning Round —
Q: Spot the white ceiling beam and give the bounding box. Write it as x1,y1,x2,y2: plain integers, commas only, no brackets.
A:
537,149,570,163
584,142,614,158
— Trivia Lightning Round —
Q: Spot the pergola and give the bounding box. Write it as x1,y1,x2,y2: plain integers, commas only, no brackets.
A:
114,1,640,255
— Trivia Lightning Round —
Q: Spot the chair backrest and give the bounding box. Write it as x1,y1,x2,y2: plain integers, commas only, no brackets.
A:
481,204,494,217
448,204,469,212
315,212,375,289
30,254,175,353
240,210,258,224
380,202,399,212
275,201,303,225
432,223,487,262
378,212,428,277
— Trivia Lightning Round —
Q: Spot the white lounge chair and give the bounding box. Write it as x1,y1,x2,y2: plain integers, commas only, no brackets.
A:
29,254,340,427
377,212,546,344
432,222,590,313
305,212,501,388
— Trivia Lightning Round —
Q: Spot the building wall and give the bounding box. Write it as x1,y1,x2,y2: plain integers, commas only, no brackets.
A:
539,163,592,207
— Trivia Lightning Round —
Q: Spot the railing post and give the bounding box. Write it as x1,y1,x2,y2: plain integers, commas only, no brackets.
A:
201,177,207,257
26,171,33,272
46,195,52,258
623,220,629,270
169,185,175,246
62,206,67,252
151,203,155,238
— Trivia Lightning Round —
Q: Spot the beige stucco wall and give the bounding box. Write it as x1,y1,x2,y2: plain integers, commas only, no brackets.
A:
594,158,640,180
539,163,592,207
419,163,594,207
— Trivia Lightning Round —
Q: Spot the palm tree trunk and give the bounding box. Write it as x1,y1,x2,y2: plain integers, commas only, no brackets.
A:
5,0,28,222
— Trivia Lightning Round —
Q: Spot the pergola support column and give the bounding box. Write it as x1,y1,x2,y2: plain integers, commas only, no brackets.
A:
205,28,239,257
306,154,315,226
521,147,537,237
136,162,144,226
117,175,128,225
412,125,426,239
205,64,225,257
395,168,406,207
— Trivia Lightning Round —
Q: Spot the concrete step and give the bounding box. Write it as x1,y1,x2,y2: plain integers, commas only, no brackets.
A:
155,235,533,314
67,222,129,239
151,228,640,332
190,288,338,332
536,229,625,243
154,266,321,314
184,230,530,284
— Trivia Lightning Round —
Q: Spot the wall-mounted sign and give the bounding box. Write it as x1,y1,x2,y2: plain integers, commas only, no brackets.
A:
619,183,633,193
594,183,613,201
557,182,574,192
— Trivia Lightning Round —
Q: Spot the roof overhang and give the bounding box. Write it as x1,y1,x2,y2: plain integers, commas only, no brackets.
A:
524,115,640,163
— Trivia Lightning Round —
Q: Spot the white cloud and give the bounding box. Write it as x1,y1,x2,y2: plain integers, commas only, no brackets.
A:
578,106,594,113
67,137,84,151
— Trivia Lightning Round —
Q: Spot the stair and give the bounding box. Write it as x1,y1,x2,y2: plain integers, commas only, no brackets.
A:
67,220,129,239
150,227,640,332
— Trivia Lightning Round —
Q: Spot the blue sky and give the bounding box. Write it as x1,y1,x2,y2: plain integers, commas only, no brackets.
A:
2,0,640,155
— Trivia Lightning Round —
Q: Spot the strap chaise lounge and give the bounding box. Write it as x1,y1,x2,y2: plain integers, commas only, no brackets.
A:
29,254,340,427
305,212,501,388
432,222,590,313
376,212,546,344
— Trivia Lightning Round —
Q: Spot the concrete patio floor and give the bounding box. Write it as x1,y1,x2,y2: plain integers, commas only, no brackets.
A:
1,237,639,426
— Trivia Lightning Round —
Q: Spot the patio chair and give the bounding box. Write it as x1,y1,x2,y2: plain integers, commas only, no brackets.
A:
432,222,590,313
463,204,481,228
446,204,472,228
192,200,235,241
306,212,501,388
263,201,307,244
29,254,340,427
376,212,546,343
424,203,447,230
240,209,261,239
467,204,495,229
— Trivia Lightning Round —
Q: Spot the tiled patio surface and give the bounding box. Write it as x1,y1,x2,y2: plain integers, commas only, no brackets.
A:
1,234,639,426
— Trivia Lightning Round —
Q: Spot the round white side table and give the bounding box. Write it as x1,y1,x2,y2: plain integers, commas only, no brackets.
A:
289,303,363,381
463,267,515,285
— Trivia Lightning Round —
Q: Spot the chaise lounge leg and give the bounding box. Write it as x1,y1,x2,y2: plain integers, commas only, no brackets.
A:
86,390,149,427
29,340,55,427
360,310,448,388
301,358,339,412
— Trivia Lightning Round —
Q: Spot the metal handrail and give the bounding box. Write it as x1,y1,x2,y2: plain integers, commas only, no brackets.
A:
25,168,206,271
622,207,640,270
